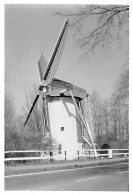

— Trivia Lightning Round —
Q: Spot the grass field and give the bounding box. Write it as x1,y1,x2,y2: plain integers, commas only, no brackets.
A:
5,157,128,176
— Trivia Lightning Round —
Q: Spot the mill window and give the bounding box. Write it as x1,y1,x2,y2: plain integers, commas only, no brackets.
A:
61,127,64,131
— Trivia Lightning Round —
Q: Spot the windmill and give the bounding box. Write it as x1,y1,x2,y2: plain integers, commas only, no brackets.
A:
22,19,97,158
23,20,69,129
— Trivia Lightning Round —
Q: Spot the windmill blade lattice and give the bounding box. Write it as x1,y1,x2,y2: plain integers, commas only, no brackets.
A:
41,20,69,86
22,20,69,129
37,54,48,82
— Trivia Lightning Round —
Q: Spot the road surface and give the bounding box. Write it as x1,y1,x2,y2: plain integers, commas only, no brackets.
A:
5,162,129,191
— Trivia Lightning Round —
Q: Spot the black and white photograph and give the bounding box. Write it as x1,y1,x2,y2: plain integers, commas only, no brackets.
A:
4,1,130,192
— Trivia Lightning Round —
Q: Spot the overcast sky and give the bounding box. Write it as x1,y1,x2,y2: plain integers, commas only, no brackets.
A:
5,4,128,114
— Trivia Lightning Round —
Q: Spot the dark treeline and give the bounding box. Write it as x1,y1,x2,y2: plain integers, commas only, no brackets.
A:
83,67,129,148
5,85,57,152
5,67,129,151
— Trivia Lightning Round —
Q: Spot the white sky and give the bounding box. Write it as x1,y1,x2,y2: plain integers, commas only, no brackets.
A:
5,3,129,114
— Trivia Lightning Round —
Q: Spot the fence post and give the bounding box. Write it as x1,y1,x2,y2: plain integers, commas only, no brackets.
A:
77,150,79,160
50,150,53,162
64,151,66,161
108,149,113,159
89,150,90,159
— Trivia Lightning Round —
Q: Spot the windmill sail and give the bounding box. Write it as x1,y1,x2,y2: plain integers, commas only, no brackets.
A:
45,21,69,85
41,20,69,85
22,20,69,129
23,92,41,129
37,54,47,82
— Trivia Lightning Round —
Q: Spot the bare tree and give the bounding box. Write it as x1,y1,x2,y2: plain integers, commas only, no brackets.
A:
110,100,119,139
22,84,43,134
89,91,103,143
110,68,129,141
5,64,16,93
55,4,129,58
113,68,129,108
22,84,57,150
5,93,16,125
102,99,110,136
5,92,18,150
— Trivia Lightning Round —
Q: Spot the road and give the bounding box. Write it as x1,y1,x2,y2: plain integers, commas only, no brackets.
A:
5,162,129,191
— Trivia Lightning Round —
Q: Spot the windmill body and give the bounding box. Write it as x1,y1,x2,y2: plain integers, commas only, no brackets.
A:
23,20,97,160
47,79,86,160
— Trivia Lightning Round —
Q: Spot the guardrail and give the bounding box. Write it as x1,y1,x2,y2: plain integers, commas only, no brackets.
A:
4,149,129,164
